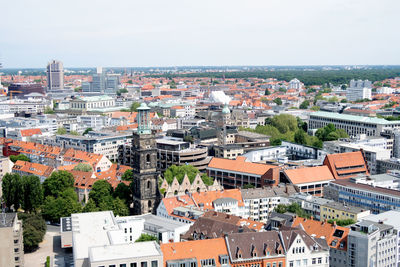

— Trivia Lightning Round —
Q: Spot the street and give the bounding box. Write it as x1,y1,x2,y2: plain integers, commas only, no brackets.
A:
24,225,73,267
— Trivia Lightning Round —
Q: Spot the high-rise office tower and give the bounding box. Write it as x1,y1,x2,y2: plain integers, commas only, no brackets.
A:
82,67,120,95
46,60,64,91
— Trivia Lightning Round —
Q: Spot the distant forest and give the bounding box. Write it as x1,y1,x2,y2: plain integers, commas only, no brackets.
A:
149,68,400,86
2,66,400,86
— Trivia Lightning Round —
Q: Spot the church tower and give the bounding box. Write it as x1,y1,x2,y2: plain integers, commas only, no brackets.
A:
131,103,160,215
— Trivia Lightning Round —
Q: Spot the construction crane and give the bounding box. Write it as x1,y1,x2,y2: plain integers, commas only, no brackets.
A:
9,90,22,100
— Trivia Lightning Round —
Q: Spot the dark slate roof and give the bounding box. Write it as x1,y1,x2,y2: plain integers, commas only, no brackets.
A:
225,231,284,261
182,217,253,240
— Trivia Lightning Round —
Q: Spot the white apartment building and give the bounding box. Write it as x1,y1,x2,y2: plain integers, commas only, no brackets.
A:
347,220,397,267
347,87,372,101
363,211,400,267
285,229,330,267
170,105,196,118
65,211,182,267
77,115,110,130
55,132,132,161
309,111,400,137
241,185,296,222
70,95,116,111
377,87,394,94
288,78,303,90
242,146,287,162
0,99,51,114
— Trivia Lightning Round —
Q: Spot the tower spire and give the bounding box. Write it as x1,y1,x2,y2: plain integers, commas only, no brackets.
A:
137,103,151,135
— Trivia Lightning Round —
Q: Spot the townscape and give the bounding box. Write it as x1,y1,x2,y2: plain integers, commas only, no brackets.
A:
1,63,400,267
1,1,400,267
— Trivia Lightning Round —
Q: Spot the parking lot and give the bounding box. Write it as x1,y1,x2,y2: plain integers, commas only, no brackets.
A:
24,225,73,267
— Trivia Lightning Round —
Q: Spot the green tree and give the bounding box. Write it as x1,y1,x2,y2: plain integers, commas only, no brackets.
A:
310,106,320,111
299,100,310,109
10,154,31,163
42,195,82,223
274,204,288,213
315,123,348,142
89,180,113,206
130,102,141,112
70,131,80,136
73,163,93,172
43,171,74,198
271,114,298,133
275,203,310,218
328,96,339,103
82,199,99,213
340,99,347,103
21,175,43,213
44,106,55,114
23,224,43,252
200,173,213,186
82,127,93,136
327,219,355,226
113,183,131,202
127,80,133,84
294,130,307,145
265,89,270,95
135,233,157,242
273,98,282,105
243,184,255,189
112,197,129,216
121,169,133,181
2,173,23,211
164,165,199,184
56,127,67,135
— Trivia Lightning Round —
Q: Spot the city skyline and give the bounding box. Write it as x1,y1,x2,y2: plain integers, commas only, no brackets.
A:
1,0,399,68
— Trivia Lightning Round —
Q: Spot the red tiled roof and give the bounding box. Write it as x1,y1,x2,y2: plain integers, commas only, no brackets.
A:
284,166,334,185
161,238,228,267
12,160,54,177
20,128,42,137
208,156,275,176
323,151,369,179
292,217,349,251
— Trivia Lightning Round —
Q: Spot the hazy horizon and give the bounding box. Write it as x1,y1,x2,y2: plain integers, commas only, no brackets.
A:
2,0,399,68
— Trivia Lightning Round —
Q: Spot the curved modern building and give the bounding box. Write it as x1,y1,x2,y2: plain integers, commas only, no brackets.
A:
156,138,211,171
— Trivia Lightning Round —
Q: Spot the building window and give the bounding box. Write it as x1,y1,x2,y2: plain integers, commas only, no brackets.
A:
141,262,147,267
200,259,215,267
151,261,158,267
121,265,127,267
131,264,137,267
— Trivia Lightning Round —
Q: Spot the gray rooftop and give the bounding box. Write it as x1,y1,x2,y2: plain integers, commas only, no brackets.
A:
137,213,187,233
89,241,162,263
242,184,297,199
323,201,368,214
213,197,238,205
363,211,400,229
310,111,400,125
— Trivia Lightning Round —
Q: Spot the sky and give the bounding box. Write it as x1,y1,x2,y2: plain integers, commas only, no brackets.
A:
1,0,399,68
